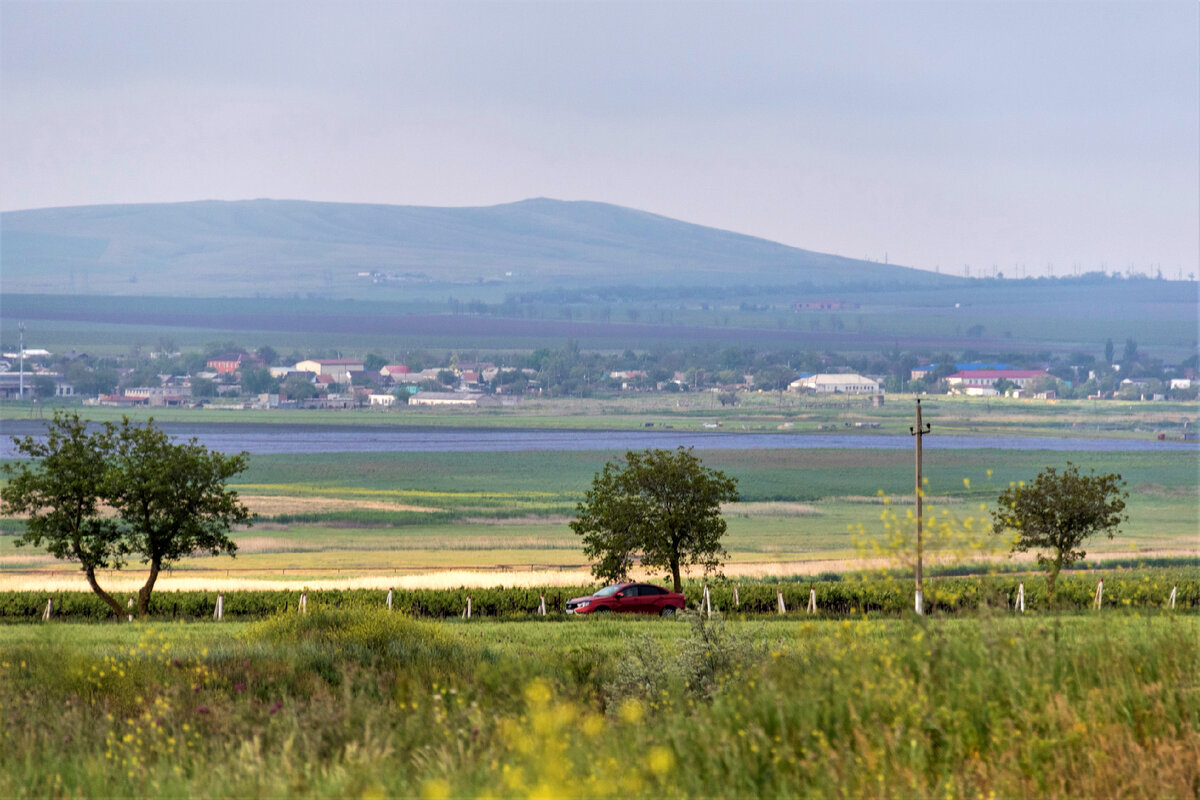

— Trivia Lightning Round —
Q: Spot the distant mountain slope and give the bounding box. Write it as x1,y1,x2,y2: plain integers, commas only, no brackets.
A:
1,198,953,296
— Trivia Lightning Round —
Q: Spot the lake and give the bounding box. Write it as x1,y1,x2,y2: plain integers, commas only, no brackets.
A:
1,421,1194,457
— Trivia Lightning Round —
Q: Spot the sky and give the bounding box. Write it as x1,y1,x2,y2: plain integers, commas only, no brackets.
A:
2,0,1197,277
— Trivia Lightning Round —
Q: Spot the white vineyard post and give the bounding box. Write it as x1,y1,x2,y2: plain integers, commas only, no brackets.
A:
703,584,712,618
1017,582,1025,613
1093,579,1103,610
127,596,134,622
42,598,52,621
733,585,740,607
463,596,472,619
214,593,223,621
807,587,816,615
386,588,393,611
777,589,786,615
299,591,308,615
538,594,547,615
1168,583,1177,610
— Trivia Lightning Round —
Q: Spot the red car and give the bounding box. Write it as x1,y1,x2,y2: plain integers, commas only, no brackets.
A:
565,582,685,616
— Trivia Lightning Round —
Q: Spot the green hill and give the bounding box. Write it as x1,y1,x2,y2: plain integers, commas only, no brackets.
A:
1,198,955,297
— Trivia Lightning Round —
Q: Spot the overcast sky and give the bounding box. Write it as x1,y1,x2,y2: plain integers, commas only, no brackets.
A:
2,1,1197,276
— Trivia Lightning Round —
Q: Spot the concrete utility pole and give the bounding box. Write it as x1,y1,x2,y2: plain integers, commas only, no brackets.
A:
18,322,26,399
910,399,931,615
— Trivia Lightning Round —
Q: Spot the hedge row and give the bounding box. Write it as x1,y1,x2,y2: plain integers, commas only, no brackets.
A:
0,573,1195,621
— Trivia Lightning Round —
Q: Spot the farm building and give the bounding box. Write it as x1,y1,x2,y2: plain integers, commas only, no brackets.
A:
945,370,1048,395
789,373,881,394
295,358,364,384
409,392,500,407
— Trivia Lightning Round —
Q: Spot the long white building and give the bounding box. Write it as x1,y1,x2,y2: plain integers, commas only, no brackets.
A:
788,373,881,394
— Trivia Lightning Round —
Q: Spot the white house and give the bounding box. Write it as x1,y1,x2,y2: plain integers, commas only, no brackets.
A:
788,373,881,394
945,370,1048,394
368,394,397,406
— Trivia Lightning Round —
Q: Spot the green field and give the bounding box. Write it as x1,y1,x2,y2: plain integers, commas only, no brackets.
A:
3,444,1194,584
1,610,1196,798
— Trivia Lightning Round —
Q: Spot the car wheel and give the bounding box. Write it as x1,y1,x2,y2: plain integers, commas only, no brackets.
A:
660,606,677,617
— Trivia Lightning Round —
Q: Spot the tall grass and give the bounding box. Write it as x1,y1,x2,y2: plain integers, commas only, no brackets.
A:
1,611,1196,797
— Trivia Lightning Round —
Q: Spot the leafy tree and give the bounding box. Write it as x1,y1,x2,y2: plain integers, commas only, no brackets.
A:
190,377,217,398
1,412,128,617
281,374,317,400
32,374,57,399
255,345,279,366
240,367,277,395
991,463,1127,601
0,413,253,620
992,378,1014,396
363,353,388,372
570,447,739,592
1104,338,1115,365
1122,338,1138,366
107,420,252,616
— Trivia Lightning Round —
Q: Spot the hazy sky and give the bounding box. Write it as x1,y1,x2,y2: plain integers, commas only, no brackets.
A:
3,1,1197,276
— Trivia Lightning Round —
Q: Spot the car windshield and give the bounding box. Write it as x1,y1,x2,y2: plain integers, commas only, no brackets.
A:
593,584,625,597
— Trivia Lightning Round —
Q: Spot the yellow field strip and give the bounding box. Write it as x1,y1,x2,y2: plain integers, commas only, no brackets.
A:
1,547,1194,592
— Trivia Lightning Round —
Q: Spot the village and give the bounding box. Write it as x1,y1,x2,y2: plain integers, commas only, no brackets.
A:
0,340,1194,409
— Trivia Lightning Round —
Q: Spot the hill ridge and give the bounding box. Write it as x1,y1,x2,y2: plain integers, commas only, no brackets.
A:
1,197,954,297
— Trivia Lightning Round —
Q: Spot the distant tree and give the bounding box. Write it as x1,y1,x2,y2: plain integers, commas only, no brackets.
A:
119,364,162,391
753,366,794,392
32,374,57,399
991,463,1127,602
363,353,388,372
993,378,1014,396
255,345,279,366
107,419,252,617
1104,339,1115,366
570,448,739,592
190,377,217,399
240,367,277,395
436,370,458,386
1122,338,1138,366
717,391,738,407
966,324,985,339
281,375,317,400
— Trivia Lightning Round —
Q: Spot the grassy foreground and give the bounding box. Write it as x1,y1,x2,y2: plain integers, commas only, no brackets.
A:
2,610,1196,798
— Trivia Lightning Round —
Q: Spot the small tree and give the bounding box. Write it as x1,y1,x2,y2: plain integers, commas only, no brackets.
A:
570,447,739,592
991,463,1127,601
108,419,252,617
2,412,128,617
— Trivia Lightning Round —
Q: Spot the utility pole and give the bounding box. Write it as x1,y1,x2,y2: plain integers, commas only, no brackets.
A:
18,322,26,400
910,399,931,614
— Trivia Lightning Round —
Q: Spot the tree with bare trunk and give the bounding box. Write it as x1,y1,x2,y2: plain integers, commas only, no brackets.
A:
1,412,252,620
2,412,128,618
108,419,251,617
571,447,738,593
991,462,1127,603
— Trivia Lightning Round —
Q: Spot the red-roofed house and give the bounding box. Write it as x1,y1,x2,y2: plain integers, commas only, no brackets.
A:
207,352,258,374
946,369,1048,396
379,364,411,377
